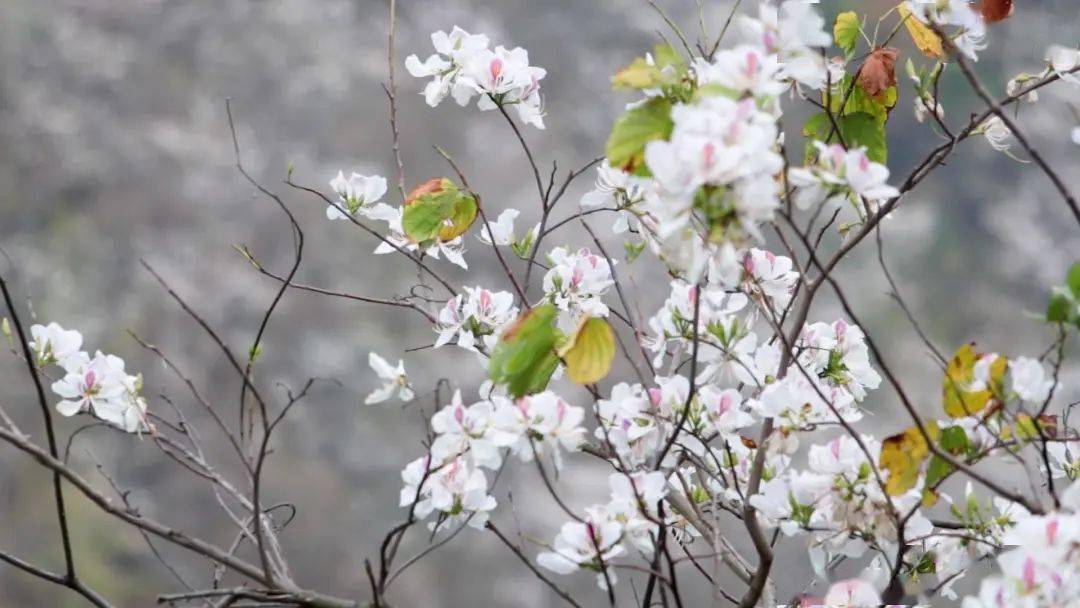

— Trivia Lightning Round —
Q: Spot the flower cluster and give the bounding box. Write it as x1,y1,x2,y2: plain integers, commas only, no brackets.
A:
752,434,932,570
961,481,1080,608
406,26,546,128
789,142,901,219
537,471,667,588
542,246,614,328
31,322,148,433
434,286,518,352
400,389,585,531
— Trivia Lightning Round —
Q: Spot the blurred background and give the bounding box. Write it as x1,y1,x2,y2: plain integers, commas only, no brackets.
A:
0,0,1077,605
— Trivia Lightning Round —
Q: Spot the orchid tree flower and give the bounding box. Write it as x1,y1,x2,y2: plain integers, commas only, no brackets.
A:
365,352,414,405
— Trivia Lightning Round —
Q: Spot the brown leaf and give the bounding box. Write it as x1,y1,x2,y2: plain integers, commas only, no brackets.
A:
404,177,445,206
979,0,1014,23
858,47,900,99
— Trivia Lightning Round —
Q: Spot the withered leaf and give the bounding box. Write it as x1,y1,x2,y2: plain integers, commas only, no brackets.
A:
858,47,900,99
979,0,1014,23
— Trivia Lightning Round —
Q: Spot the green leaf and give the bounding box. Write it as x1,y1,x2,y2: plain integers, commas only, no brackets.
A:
922,455,952,506
939,425,970,454
825,76,896,124
401,179,477,243
558,317,616,385
488,305,562,398
1068,261,1080,298
1047,288,1075,324
803,111,888,164
612,44,687,90
605,98,673,176
833,12,860,55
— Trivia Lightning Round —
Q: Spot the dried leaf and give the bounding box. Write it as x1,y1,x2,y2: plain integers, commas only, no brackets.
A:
858,47,900,99
979,0,1014,23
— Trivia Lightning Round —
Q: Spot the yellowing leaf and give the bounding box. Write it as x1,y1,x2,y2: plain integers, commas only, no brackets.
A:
612,44,686,90
833,11,860,55
401,178,478,243
559,317,616,385
880,423,939,496
942,343,1005,418
898,4,943,59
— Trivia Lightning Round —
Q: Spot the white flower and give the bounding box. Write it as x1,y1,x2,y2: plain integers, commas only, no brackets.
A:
1045,44,1080,82
595,383,663,466
327,172,387,220
407,28,546,128
51,351,146,432
694,45,786,99
29,322,83,367
537,518,625,588
790,143,899,216
461,46,546,128
405,26,490,107
1008,357,1054,403
429,390,502,469
823,579,882,607
477,208,519,246
400,454,497,531
542,247,614,326
697,385,754,435
580,161,653,234
798,319,881,401
434,287,517,352
491,391,585,470
365,352,414,404
605,471,668,551
742,248,798,309
736,1,831,89
914,95,945,123
979,115,1013,153
750,373,861,428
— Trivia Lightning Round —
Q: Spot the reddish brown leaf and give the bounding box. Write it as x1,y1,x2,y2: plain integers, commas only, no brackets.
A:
404,177,445,206
979,0,1014,23
858,47,899,99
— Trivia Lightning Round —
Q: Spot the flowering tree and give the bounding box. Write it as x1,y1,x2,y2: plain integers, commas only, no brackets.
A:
2,1,1079,606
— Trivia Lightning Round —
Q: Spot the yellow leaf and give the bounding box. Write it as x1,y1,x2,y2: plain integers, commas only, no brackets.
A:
559,317,616,385
880,423,939,496
612,58,661,89
833,11,860,55
942,343,1005,418
898,4,943,59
